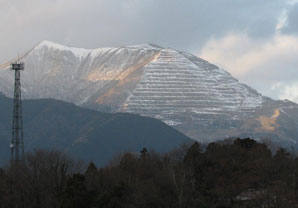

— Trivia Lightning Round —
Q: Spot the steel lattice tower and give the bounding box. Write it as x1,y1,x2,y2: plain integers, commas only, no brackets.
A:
10,61,24,168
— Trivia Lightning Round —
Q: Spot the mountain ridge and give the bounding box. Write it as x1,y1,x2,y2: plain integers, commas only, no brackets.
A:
0,93,191,166
0,41,298,145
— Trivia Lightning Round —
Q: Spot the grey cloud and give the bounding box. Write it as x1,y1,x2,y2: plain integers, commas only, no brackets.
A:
282,3,298,34
235,52,298,101
119,0,284,51
0,0,288,62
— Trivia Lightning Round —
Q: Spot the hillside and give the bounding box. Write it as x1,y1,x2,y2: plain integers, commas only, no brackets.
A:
0,93,191,166
0,41,298,145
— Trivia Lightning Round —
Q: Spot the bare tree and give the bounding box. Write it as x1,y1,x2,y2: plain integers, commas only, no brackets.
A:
7,149,81,208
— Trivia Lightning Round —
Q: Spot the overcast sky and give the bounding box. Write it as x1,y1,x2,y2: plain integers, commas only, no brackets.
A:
1,0,298,102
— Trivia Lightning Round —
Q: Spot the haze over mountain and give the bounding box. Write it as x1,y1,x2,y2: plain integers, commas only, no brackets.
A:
1,41,298,146
0,93,190,166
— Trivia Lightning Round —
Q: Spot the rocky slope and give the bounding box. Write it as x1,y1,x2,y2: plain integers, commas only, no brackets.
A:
0,41,298,145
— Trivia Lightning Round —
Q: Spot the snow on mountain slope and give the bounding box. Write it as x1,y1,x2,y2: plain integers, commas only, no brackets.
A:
123,48,263,126
1,41,298,144
0,41,160,107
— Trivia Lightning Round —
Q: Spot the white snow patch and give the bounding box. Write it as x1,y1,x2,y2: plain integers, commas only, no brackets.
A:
36,40,91,59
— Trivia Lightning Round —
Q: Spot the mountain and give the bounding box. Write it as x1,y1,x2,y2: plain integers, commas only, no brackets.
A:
0,93,191,166
0,41,298,145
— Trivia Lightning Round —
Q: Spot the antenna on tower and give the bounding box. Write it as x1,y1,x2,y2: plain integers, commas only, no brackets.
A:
10,60,24,168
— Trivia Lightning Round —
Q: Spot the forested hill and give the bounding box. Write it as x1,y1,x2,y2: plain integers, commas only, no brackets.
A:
0,93,191,166
1,138,297,207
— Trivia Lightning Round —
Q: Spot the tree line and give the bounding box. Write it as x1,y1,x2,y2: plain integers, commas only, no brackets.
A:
1,138,298,208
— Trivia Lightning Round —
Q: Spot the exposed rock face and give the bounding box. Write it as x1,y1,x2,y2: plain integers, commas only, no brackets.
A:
1,41,298,145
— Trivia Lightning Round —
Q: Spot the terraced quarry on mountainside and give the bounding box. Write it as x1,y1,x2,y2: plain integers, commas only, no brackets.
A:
1,41,298,145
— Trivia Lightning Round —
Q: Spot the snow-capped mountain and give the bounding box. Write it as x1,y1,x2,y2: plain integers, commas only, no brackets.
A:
1,40,298,145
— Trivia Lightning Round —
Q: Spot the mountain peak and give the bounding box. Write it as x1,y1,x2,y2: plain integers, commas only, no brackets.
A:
36,40,79,50
34,41,164,59
125,43,163,50
36,40,164,51
35,40,92,58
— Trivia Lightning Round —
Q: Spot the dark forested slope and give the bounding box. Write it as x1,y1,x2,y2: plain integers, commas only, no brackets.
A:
1,138,297,208
0,93,191,165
